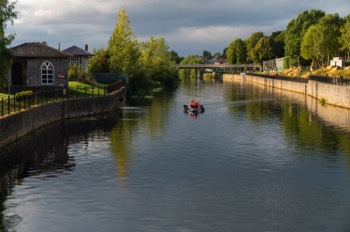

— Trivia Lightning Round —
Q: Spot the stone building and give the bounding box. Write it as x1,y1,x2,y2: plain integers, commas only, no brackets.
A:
62,44,93,71
10,42,72,87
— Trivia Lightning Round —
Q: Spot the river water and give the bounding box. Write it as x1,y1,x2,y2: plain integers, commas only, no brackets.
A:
2,77,350,231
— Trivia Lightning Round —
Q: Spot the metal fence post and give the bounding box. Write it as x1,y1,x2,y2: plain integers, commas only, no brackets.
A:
1,98,3,117
13,95,15,113
8,96,10,115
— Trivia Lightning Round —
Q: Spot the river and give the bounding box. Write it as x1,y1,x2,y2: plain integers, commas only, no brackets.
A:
1,77,350,232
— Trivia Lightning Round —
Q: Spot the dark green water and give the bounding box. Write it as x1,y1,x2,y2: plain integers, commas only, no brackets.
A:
1,78,350,232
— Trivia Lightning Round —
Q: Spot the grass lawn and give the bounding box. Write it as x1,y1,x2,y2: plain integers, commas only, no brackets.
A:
68,81,107,97
0,93,12,99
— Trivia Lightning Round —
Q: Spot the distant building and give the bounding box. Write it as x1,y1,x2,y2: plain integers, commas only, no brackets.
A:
263,57,284,71
330,57,344,68
10,42,72,87
62,44,93,70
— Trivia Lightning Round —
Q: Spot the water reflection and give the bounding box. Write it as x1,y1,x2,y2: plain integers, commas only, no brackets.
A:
225,78,350,161
110,91,175,187
0,110,120,231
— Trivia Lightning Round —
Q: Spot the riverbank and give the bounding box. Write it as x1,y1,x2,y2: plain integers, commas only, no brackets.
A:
223,74,350,109
0,84,127,148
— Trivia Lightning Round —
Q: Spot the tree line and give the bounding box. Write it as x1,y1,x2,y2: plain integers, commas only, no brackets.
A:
224,9,350,69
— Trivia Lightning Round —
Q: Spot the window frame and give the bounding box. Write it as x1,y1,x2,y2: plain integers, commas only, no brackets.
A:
41,61,54,85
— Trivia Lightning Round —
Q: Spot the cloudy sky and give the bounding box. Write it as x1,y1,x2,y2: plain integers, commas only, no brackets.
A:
6,0,350,57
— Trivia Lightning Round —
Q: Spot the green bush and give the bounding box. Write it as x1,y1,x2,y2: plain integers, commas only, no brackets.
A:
68,65,95,84
15,90,33,99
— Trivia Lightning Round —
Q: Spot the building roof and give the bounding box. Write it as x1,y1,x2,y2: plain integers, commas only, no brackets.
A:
12,42,73,58
62,45,93,57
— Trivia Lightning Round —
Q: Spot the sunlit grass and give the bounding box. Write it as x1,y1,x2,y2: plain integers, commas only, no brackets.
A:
0,93,13,99
68,81,106,97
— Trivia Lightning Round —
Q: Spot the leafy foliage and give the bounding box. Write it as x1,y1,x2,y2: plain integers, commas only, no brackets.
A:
301,13,342,67
178,55,203,79
138,36,179,89
245,32,264,63
0,0,17,88
254,37,276,63
284,9,325,67
88,48,110,73
68,65,95,84
108,9,140,74
226,38,247,64
339,16,350,60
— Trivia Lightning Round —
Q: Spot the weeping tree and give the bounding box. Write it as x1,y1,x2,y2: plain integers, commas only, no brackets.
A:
0,0,17,89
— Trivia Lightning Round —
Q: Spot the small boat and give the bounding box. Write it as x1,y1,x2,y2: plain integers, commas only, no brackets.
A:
183,99,205,113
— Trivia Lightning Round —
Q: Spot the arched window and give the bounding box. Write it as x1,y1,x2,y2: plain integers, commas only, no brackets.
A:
41,61,54,84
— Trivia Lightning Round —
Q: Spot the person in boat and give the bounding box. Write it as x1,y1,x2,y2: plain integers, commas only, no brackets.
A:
188,99,200,109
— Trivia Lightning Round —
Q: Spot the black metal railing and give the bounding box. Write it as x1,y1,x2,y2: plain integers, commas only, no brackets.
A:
251,73,350,85
309,75,350,86
0,80,125,118
250,73,309,83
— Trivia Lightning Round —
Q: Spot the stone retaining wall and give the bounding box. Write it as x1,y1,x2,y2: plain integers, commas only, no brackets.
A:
223,74,350,109
0,87,126,148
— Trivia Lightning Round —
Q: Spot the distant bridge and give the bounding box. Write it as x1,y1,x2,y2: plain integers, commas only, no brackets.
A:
176,63,261,70
176,63,261,77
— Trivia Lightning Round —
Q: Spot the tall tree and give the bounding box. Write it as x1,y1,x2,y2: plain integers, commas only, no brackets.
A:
270,31,285,58
170,50,182,64
226,38,247,64
202,50,212,63
316,13,342,66
339,15,350,60
108,9,139,74
284,9,325,67
139,36,178,87
254,36,276,63
0,0,17,87
300,25,319,67
245,32,264,63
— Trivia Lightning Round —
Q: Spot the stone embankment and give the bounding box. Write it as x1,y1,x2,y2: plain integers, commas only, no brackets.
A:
223,74,350,109
0,85,127,148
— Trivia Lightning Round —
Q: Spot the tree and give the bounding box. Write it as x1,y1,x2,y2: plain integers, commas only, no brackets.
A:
139,36,178,88
226,38,247,64
170,50,182,64
284,9,325,67
254,36,276,63
0,0,17,87
179,55,202,79
202,50,212,63
339,15,350,60
108,9,139,74
316,14,342,66
88,48,110,73
245,32,264,63
301,25,319,67
270,31,285,58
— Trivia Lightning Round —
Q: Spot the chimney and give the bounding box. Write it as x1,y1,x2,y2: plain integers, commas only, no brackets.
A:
58,42,60,51
85,44,88,52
